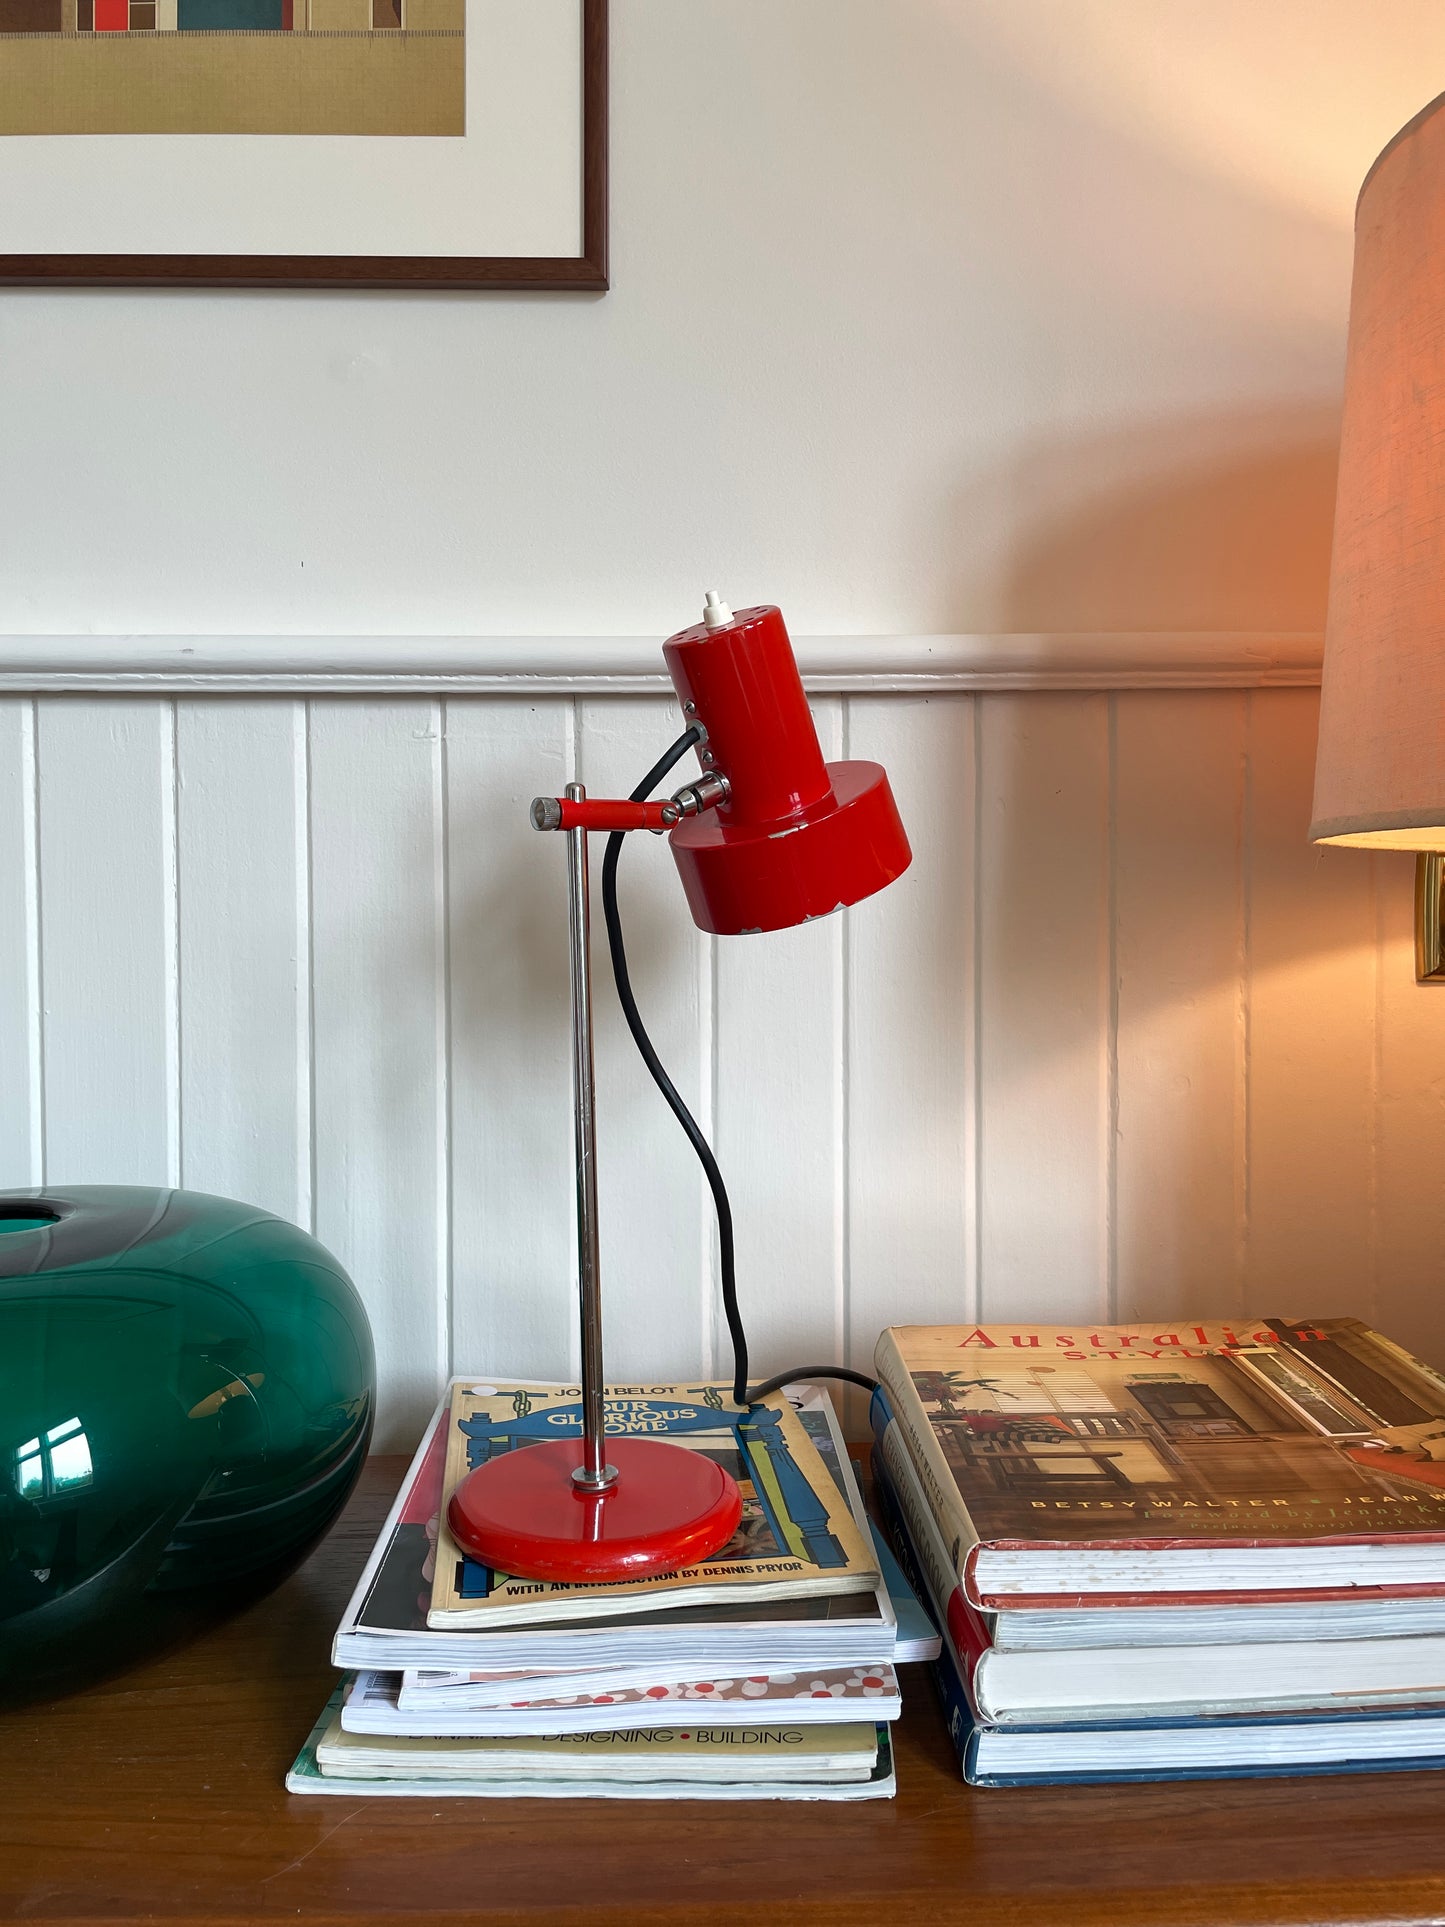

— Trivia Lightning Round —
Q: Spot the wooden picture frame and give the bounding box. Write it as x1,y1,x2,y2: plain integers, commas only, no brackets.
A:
0,0,606,290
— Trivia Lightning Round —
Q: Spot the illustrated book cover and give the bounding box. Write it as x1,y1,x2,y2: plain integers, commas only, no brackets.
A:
875,1319,1445,1607
428,1381,878,1628
333,1383,893,1671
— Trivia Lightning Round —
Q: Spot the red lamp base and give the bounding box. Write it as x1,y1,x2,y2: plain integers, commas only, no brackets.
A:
446,1438,743,1584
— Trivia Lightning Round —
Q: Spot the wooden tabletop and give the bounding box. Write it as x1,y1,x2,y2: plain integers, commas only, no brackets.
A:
6,1457,1445,1927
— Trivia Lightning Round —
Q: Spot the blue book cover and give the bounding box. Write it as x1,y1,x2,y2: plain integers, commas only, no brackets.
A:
867,1519,941,1663
868,1382,895,1451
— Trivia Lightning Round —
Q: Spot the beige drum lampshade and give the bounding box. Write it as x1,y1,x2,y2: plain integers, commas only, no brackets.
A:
1312,93,1445,851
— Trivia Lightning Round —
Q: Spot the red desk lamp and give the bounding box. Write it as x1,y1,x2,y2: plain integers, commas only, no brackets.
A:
447,596,911,1582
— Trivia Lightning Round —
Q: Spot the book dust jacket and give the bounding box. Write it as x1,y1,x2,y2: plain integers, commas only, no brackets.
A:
878,1319,1445,1547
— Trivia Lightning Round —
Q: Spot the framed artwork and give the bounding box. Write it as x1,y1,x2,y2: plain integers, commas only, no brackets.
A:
0,0,606,288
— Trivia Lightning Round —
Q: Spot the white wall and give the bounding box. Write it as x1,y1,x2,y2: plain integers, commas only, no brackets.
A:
6,5,1445,1445
11,0,1445,640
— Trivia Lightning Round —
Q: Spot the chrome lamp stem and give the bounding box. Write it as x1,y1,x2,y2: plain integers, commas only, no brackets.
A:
564,783,618,1492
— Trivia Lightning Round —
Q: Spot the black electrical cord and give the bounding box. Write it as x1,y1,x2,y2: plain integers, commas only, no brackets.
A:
600,728,878,1411
744,1365,880,1404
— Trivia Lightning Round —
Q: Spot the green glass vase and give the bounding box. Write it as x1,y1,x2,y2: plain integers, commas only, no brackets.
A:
0,1186,374,1701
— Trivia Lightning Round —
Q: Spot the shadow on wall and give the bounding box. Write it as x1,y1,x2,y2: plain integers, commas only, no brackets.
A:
975,409,1341,635
961,408,1441,1336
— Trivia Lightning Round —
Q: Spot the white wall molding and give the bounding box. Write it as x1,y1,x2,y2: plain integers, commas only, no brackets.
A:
0,633,1324,696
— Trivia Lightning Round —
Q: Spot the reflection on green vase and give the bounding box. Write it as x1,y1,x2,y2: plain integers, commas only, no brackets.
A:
0,1186,374,1701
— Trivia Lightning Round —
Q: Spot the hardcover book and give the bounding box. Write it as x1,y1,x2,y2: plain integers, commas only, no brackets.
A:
428,1381,878,1628
875,1319,1445,1607
874,1403,1445,1726
873,1437,1445,1788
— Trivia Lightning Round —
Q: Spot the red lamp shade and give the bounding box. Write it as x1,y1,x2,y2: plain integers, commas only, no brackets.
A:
663,605,912,934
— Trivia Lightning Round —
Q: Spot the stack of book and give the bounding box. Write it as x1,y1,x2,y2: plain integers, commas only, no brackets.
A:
289,1377,934,1801
872,1316,1445,1787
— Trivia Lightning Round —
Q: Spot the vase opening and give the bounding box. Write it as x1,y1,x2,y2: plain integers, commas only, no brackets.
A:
0,1205,60,1235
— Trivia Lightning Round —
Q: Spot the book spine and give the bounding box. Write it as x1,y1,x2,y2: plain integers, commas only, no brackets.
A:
873,1328,980,1590
875,1429,994,1705
871,1457,980,1784
874,1410,984,1665
928,1630,982,1785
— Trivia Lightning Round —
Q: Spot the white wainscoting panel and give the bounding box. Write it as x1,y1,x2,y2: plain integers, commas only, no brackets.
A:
175,700,309,1226
446,697,576,1387
1113,691,1247,1324
4,671,1439,1449
308,701,450,1443
0,701,41,1188
845,696,976,1355
715,698,846,1385
577,699,713,1384
1244,692,1378,1324
1117,686,1248,1333
977,694,1112,1326
37,700,177,1189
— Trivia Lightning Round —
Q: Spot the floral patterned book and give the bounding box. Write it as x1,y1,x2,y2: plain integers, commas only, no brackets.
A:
341,1663,901,1736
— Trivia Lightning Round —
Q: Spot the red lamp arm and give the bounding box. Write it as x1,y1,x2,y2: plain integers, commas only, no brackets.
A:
531,773,731,837
532,795,679,834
